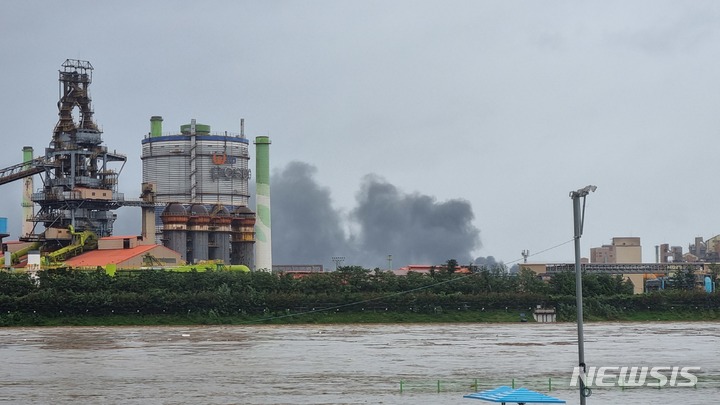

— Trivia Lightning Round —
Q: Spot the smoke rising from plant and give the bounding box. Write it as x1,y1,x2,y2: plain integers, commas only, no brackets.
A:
271,162,348,265
271,162,481,269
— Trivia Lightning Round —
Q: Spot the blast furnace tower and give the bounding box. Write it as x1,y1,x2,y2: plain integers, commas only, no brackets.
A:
31,59,126,241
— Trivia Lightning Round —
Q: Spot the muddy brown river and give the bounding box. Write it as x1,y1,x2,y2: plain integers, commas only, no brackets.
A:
0,322,717,404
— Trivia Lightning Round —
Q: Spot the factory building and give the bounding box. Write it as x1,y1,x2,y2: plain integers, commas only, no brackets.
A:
141,118,257,267
524,237,714,294
590,237,642,264
588,237,644,293
0,60,270,271
658,235,720,263
64,235,182,269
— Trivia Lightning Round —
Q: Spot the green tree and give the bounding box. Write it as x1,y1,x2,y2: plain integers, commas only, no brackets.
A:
370,269,399,292
336,266,372,292
445,259,458,274
298,273,338,294
517,267,547,294
0,272,36,296
549,271,575,295
670,266,697,291
399,271,433,291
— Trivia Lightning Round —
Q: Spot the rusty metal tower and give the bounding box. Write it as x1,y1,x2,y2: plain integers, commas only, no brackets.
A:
54,59,98,140
28,59,127,242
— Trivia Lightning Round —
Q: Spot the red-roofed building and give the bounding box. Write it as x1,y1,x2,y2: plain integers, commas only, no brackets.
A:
64,236,182,269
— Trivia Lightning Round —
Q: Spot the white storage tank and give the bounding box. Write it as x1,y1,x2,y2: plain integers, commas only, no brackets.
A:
141,119,251,206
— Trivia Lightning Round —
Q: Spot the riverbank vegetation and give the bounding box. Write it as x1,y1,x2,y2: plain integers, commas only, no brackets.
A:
0,266,718,326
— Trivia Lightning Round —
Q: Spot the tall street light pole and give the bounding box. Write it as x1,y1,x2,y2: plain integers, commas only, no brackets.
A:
570,185,596,405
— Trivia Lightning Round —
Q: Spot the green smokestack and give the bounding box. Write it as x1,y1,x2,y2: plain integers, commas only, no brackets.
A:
254,136,271,272
22,146,33,164
150,116,163,137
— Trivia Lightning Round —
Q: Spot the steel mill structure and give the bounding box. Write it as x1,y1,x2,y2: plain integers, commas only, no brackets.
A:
0,59,268,271
0,59,271,269
38,60,127,239
141,117,257,267
0,59,127,248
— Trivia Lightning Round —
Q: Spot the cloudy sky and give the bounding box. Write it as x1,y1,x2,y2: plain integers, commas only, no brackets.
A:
2,1,720,268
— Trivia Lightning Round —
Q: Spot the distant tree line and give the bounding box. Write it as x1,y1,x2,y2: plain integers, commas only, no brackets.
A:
0,262,717,323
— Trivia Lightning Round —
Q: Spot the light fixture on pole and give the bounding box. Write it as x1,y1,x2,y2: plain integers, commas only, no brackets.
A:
331,256,345,270
570,185,596,405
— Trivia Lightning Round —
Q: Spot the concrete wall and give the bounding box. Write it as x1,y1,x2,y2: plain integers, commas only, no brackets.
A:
99,237,138,250
624,274,645,294
613,237,641,263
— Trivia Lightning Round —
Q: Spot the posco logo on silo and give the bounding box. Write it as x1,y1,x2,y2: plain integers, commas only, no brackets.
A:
211,153,237,165
210,166,251,181
570,366,700,388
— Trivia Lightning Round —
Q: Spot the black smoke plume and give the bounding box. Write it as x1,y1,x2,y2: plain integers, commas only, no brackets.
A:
350,174,480,267
271,162,481,269
271,162,348,265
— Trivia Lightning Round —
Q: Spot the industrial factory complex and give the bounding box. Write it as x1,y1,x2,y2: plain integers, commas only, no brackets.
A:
0,60,717,297
0,59,272,272
523,237,718,294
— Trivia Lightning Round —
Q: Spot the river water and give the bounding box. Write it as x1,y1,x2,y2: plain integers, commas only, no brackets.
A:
0,322,718,404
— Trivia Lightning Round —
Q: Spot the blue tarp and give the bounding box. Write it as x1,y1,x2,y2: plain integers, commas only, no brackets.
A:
464,386,566,404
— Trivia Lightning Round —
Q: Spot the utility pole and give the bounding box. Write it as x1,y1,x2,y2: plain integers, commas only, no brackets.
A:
570,185,596,405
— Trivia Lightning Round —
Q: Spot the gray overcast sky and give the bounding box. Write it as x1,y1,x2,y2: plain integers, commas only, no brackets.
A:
2,1,720,267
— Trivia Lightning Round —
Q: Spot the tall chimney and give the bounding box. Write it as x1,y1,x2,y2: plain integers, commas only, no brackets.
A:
21,146,34,237
150,116,163,137
140,182,156,245
254,136,272,272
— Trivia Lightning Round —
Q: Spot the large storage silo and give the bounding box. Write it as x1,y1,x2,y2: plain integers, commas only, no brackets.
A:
142,117,255,267
141,119,251,206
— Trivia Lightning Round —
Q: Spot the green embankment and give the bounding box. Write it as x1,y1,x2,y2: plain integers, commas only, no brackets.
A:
3,308,720,327
0,309,526,327
585,309,720,322
0,267,718,327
